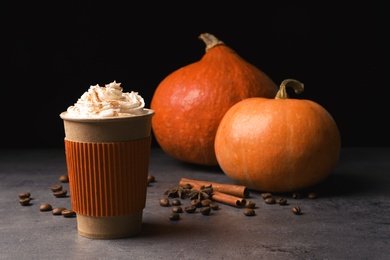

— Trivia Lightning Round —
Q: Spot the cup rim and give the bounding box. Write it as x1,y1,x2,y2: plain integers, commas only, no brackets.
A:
60,108,155,122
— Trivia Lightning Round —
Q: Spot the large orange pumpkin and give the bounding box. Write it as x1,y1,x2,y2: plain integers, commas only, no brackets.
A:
214,79,341,192
151,33,278,166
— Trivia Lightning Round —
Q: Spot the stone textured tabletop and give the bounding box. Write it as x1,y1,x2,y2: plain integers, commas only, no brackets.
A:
1,147,389,259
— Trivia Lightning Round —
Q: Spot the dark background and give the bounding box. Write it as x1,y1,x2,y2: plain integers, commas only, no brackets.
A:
2,2,388,149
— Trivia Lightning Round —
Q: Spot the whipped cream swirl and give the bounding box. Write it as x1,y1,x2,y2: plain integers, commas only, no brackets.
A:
66,81,145,117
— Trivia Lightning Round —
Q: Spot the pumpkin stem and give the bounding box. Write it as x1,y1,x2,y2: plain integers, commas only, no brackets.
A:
199,33,225,53
275,79,304,99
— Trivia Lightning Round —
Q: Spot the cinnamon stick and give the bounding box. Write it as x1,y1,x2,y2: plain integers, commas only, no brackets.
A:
211,191,247,207
179,178,249,198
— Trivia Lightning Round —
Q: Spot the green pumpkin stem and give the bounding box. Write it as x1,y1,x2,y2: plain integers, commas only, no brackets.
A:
275,79,304,99
199,33,225,53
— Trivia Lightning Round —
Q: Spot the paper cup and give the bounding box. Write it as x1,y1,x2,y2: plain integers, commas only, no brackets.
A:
60,109,154,239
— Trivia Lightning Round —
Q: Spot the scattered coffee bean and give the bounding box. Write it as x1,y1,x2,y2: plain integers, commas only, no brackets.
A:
18,192,31,199
201,199,212,207
172,206,183,213
147,175,155,184
52,207,67,215
264,197,276,204
184,205,197,213
244,208,256,216
59,174,69,183
292,192,301,199
200,206,211,215
169,213,180,221
308,192,318,199
51,184,63,192
40,203,53,212
246,201,256,208
210,202,220,210
53,190,67,198
171,198,181,206
62,209,76,218
276,198,288,205
261,193,272,199
19,198,31,206
292,206,301,215
191,199,202,208
181,183,192,189
159,198,170,207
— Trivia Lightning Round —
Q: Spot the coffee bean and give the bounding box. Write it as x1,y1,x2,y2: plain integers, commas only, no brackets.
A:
52,207,67,215
159,198,170,207
59,174,69,183
261,193,272,199
201,199,212,207
172,206,183,213
292,192,301,199
62,209,76,218
40,203,53,212
18,192,31,199
308,192,318,199
191,199,202,208
169,213,180,221
51,184,63,192
292,206,301,215
181,183,192,189
276,198,288,205
147,175,155,184
210,202,219,210
53,190,67,198
264,197,276,204
243,208,256,216
184,205,197,213
19,198,31,206
246,201,256,208
171,198,181,206
200,206,211,215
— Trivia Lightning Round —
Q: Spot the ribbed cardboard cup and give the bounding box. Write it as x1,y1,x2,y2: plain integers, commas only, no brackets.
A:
60,109,154,239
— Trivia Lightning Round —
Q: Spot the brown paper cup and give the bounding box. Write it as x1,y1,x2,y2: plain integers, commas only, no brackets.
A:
60,109,154,239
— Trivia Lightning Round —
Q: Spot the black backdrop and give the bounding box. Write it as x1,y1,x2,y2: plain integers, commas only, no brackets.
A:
2,2,388,149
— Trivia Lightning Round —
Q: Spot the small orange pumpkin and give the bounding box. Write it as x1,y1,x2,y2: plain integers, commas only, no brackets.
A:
214,79,341,192
151,33,278,166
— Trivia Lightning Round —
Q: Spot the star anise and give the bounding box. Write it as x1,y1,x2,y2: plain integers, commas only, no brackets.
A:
164,185,191,198
187,185,213,200
163,186,181,198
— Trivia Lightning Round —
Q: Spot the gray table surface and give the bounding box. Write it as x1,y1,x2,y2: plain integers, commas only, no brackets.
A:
1,147,389,260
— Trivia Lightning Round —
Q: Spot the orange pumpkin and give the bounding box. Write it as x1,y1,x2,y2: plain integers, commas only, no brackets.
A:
151,33,278,166
214,79,341,192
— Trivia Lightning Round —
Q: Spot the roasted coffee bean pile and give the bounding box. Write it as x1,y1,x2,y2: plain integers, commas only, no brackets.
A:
18,171,319,225
158,183,222,220
19,174,157,220
18,192,31,206
18,173,75,218
159,181,321,221
159,196,220,220
259,191,319,216
159,182,259,221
